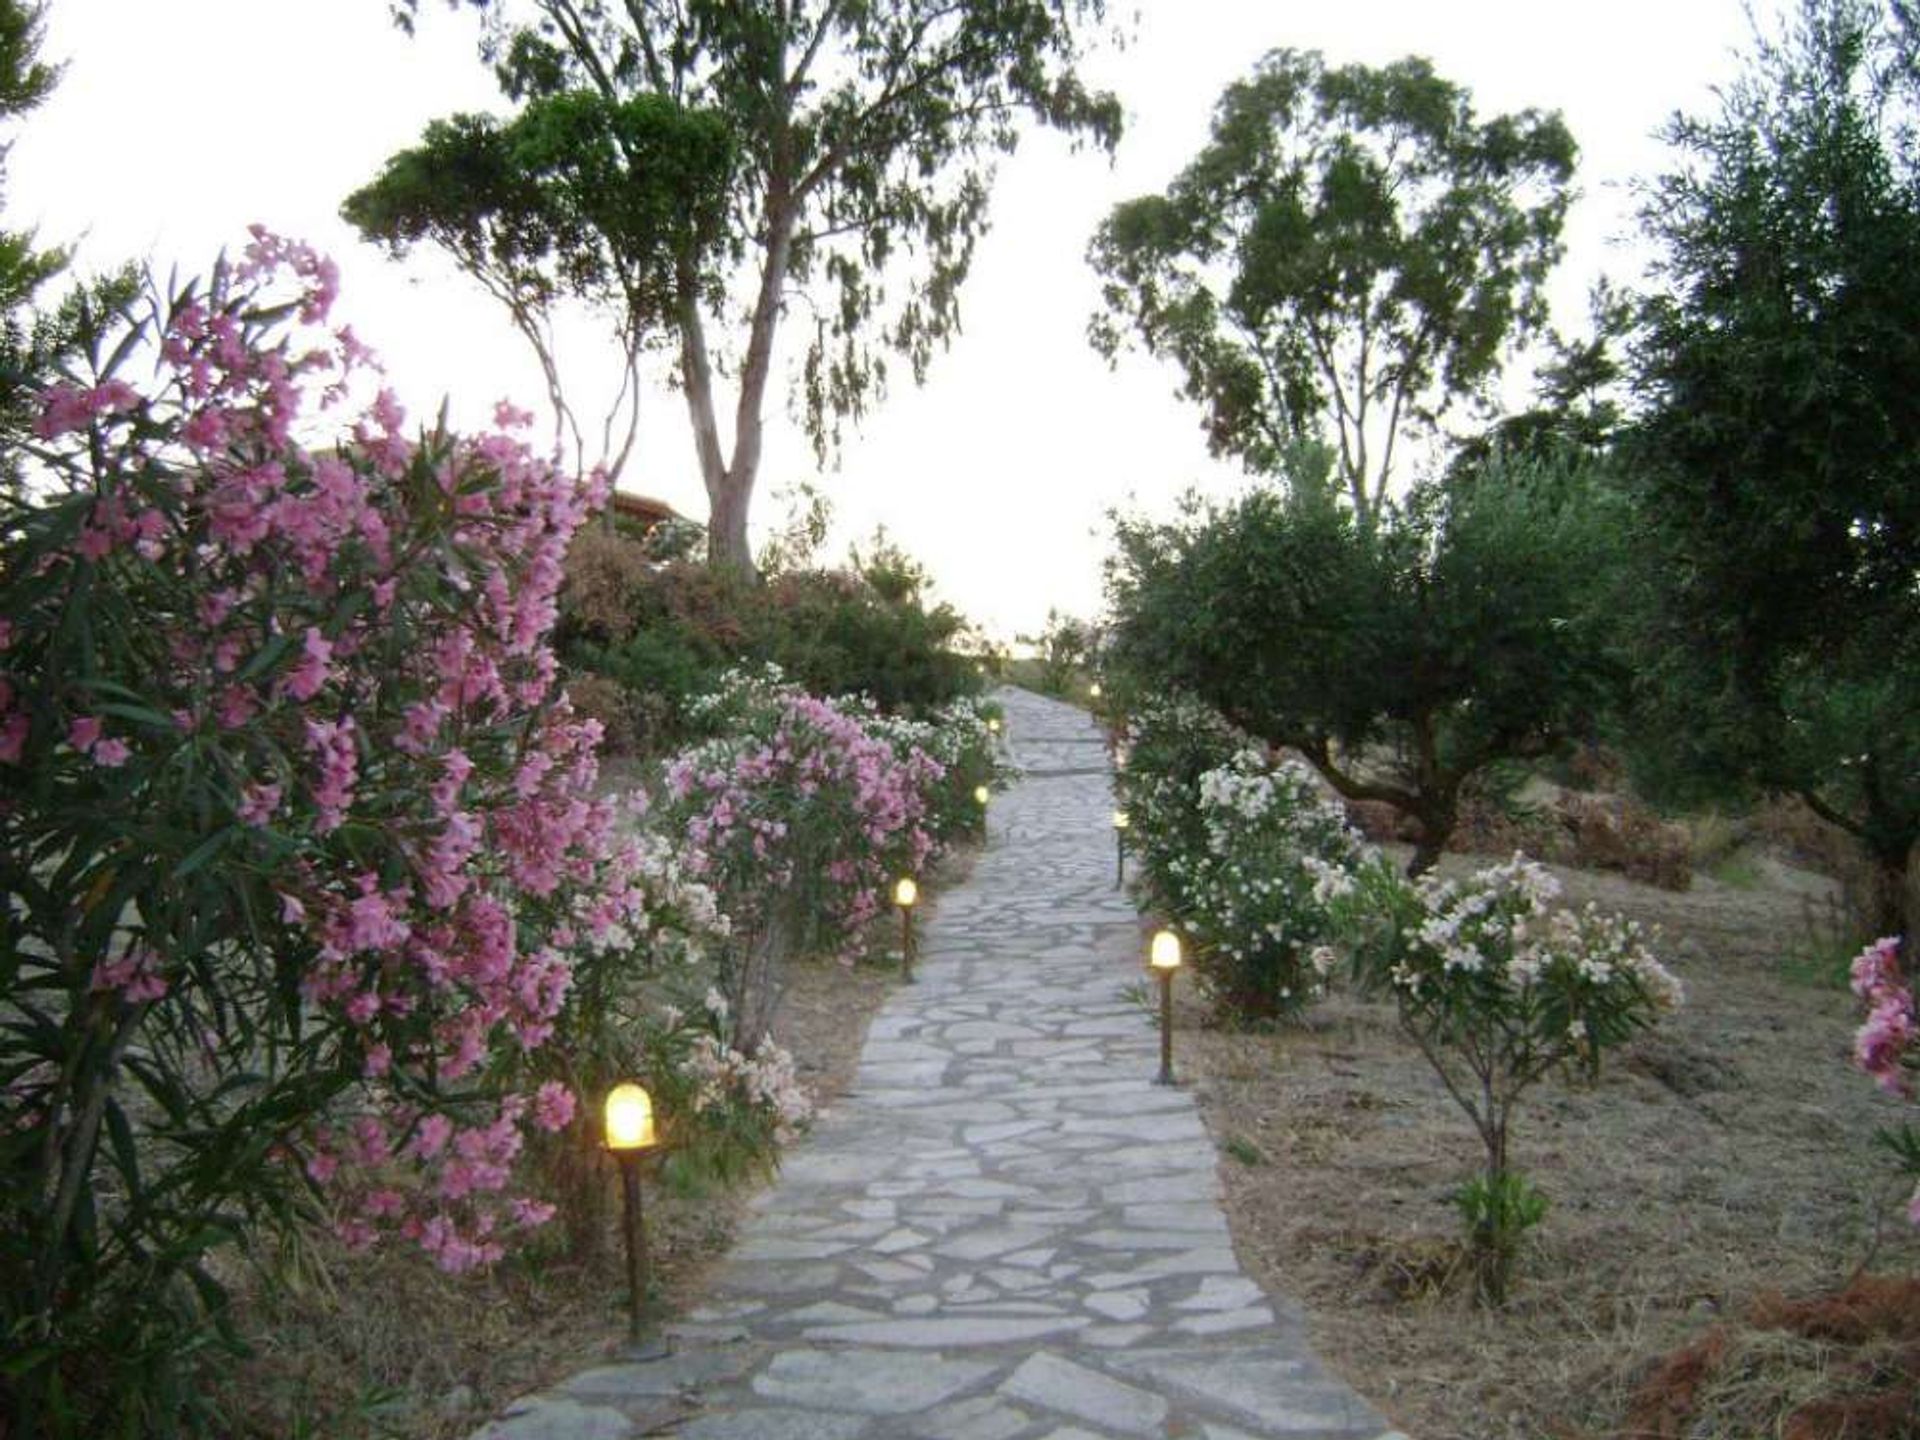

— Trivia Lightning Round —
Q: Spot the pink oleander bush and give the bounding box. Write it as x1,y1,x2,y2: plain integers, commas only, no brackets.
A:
1850,935,1920,1221
655,665,971,1038
0,234,796,1437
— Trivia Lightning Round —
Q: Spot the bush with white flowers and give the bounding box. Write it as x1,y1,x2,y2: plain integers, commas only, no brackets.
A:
1343,852,1684,1301
1175,750,1377,1019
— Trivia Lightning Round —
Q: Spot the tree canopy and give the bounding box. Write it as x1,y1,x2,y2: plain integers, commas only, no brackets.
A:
1089,49,1575,528
345,92,736,478
365,0,1122,574
1105,446,1622,873
1628,0,1920,934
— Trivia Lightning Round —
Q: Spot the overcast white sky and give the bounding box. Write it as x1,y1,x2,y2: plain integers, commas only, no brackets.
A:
12,0,1771,643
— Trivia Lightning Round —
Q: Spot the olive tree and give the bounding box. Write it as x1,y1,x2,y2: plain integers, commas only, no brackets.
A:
1105,445,1622,873
1629,0,1920,935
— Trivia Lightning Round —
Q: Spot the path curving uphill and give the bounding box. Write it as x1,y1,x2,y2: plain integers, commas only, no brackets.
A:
477,687,1404,1440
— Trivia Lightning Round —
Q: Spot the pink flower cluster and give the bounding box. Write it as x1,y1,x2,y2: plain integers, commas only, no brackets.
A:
0,231,668,1272
1852,937,1914,1097
663,671,946,958
1850,936,1920,1226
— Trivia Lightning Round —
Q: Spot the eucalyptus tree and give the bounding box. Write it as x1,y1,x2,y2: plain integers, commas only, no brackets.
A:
362,0,1122,575
1089,50,1575,529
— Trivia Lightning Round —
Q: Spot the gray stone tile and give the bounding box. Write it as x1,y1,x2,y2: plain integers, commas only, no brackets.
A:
750,1350,993,1413
1000,1352,1168,1436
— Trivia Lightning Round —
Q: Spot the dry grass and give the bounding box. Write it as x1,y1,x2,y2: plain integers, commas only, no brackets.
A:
210,843,981,1438
1185,847,1920,1440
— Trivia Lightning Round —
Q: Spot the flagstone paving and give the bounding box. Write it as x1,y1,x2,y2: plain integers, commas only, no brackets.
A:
475,688,1406,1440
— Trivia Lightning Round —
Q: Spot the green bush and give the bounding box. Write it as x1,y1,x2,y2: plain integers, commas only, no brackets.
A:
557,535,981,756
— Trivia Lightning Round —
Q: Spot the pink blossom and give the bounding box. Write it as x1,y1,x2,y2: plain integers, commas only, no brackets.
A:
532,1081,575,1133
90,947,167,1004
236,781,281,826
283,627,333,701
67,716,102,753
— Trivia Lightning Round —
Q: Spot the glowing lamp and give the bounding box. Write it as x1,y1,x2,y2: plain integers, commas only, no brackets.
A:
894,876,918,909
974,784,990,805
604,1082,656,1152
1149,930,1183,972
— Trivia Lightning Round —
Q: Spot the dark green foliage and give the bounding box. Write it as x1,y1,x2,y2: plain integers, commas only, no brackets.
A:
1105,446,1622,872
557,532,981,755
1090,49,1575,527
0,0,73,478
1628,0,1920,935
343,93,737,330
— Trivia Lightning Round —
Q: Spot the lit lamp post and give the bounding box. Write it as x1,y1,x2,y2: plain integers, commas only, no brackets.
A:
973,783,991,808
604,1082,668,1359
894,876,919,983
1148,930,1182,1086
1112,809,1130,888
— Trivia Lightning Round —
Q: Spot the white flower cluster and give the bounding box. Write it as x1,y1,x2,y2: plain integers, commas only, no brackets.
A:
1393,852,1684,1040
685,1029,815,1139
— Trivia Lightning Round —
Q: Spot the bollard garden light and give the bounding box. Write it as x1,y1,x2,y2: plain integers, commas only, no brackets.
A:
894,876,919,983
1089,682,1102,700
987,716,1002,739
1148,929,1183,1086
1112,809,1130,888
604,1082,668,1359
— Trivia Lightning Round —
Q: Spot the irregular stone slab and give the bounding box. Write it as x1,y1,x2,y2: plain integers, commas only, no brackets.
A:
1000,1352,1169,1436
1108,1349,1386,1433
1175,1277,1267,1313
476,1396,638,1439
750,1350,993,1414
1083,1290,1150,1322
560,1347,760,1400
675,1410,872,1440
1174,1306,1274,1336
801,1316,1089,1347
915,1394,1033,1440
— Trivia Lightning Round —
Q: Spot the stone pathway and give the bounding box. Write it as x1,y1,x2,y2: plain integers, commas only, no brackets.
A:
478,688,1404,1440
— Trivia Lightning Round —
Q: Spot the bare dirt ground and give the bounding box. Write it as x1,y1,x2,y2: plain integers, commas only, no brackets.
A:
1183,848,1920,1440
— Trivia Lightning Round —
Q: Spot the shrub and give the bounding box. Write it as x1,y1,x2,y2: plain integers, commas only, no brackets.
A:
655,667,984,1038
1169,750,1373,1021
0,236,804,1436
558,540,983,756
1343,853,1685,1302
1113,693,1246,896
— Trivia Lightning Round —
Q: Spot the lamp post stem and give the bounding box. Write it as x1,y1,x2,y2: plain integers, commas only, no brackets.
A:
618,1152,649,1345
1156,968,1176,1086
1115,831,1125,889
901,909,916,984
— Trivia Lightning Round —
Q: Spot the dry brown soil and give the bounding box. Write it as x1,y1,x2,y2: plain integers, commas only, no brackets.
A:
1183,848,1920,1440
